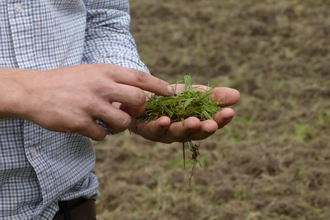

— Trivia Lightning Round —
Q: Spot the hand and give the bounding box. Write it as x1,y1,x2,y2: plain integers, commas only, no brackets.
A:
0,64,174,140
129,84,240,143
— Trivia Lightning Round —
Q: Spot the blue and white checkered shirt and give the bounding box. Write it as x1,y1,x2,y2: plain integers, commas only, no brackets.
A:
0,1,149,219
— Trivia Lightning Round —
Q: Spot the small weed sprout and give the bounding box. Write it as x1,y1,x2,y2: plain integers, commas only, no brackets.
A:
135,75,221,184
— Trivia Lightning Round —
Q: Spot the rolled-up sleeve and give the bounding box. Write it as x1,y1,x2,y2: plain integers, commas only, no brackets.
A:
82,0,149,73
82,1,149,135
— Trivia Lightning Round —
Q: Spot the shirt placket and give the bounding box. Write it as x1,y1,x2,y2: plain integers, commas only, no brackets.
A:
7,1,56,218
7,0,36,69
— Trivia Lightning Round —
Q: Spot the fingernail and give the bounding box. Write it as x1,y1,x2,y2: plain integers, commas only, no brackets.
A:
167,84,174,95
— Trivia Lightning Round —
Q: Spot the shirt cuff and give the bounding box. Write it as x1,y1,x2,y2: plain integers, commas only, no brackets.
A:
96,119,117,135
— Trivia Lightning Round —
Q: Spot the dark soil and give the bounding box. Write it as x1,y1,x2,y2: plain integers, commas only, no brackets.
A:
93,0,330,219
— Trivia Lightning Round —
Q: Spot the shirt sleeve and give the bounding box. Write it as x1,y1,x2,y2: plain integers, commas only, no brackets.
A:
82,0,149,135
82,0,149,73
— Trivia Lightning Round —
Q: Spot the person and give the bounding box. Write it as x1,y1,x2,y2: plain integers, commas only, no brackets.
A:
0,0,240,219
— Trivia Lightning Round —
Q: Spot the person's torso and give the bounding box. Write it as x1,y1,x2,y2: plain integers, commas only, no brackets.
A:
0,1,99,219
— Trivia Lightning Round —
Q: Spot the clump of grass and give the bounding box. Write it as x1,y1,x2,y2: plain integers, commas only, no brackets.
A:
136,75,221,123
135,75,221,184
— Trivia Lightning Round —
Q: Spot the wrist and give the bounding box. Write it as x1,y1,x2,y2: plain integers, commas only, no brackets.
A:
0,69,35,119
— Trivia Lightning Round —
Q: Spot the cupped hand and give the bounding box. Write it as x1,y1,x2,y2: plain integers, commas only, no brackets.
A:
129,85,240,143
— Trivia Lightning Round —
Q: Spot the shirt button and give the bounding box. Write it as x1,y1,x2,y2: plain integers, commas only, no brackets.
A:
30,146,38,157
15,4,23,13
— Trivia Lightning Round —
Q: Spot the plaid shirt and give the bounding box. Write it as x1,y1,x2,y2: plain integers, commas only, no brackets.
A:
0,1,148,219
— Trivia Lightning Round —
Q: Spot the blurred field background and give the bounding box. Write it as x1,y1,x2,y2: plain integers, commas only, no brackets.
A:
93,0,330,219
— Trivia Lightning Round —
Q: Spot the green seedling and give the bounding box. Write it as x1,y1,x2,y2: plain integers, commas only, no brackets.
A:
135,75,221,184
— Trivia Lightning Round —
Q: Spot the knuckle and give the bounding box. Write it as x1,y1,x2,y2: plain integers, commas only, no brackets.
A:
71,120,86,133
95,105,107,117
133,70,148,84
134,90,147,106
93,63,108,71
84,97,103,113
90,63,111,78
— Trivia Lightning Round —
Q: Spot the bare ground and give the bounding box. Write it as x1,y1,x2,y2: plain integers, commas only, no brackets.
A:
93,0,330,219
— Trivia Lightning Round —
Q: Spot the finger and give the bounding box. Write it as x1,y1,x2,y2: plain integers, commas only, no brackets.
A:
94,104,132,133
212,87,240,107
107,84,147,116
185,108,235,140
78,121,107,141
131,117,201,143
173,84,208,93
174,84,186,93
130,116,171,139
213,108,235,128
156,117,201,143
108,65,174,96
174,85,240,107
188,120,218,141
